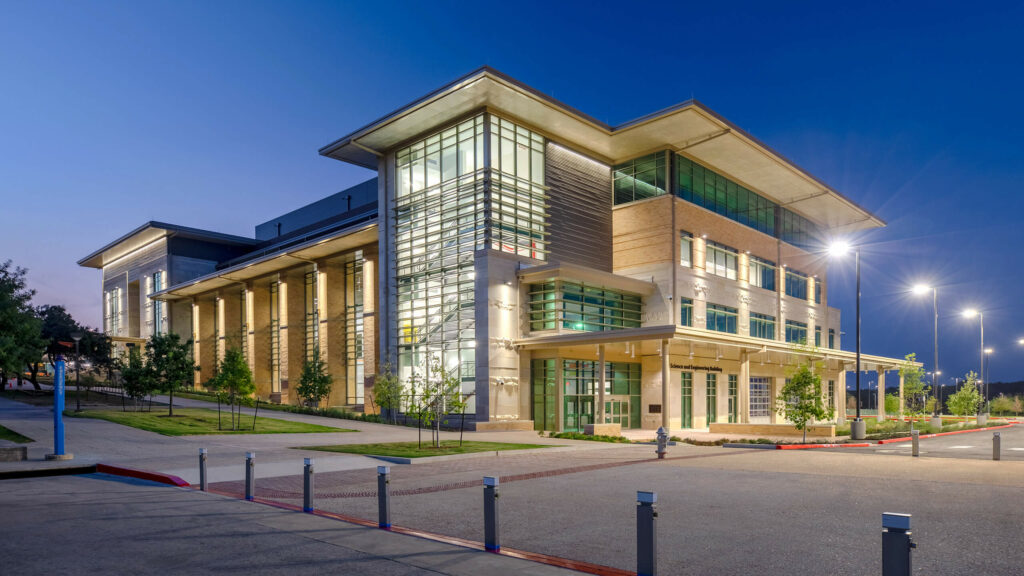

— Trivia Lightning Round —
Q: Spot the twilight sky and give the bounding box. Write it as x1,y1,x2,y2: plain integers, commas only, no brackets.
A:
2,1,1023,385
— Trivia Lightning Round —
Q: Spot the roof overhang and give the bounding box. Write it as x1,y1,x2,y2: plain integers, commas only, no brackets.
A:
518,262,656,295
152,221,378,301
320,67,884,232
77,221,257,269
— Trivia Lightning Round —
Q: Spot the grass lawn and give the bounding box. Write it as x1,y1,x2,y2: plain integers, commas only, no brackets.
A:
0,424,33,444
298,440,550,458
70,408,354,436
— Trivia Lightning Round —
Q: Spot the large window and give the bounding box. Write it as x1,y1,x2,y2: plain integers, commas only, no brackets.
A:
528,281,642,332
531,359,557,432
785,319,808,344
706,373,717,425
106,287,121,335
705,241,738,280
681,371,692,428
706,303,738,334
562,359,641,431
748,256,776,291
728,375,738,423
304,270,318,362
749,312,776,340
680,232,693,267
814,279,822,304
676,154,819,247
815,325,822,347
345,253,364,404
269,281,280,395
489,116,547,258
612,152,666,204
151,272,164,336
680,297,693,327
829,328,836,349
785,268,808,300
750,377,771,420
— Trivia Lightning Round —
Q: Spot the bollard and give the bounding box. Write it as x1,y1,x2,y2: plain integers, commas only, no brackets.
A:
655,427,668,459
882,512,915,576
377,466,391,529
199,448,208,491
303,458,315,512
637,491,658,576
245,452,255,501
993,432,1001,461
911,430,919,458
483,476,500,552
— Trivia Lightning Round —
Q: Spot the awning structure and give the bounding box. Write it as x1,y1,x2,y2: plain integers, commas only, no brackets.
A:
518,262,657,295
320,67,884,233
516,324,918,371
152,222,378,301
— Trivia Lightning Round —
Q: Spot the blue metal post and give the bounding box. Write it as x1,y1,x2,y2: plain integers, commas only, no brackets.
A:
53,356,66,456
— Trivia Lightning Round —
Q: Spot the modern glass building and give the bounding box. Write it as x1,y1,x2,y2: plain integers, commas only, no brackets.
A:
79,68,915,432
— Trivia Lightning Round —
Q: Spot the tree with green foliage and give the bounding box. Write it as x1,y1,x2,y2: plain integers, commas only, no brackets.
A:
990,394,1014,416
884,393,900,416
776,359,834,442
146,333,194,416
118,346,154,408
947,372,983,420
206,347,254,430
297,350,333,409
0,261,45,389
899,353,930,430
372,361,404,424
404,356,468,448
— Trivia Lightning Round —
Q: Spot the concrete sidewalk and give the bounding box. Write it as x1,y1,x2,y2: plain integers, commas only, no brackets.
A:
0,473,579,575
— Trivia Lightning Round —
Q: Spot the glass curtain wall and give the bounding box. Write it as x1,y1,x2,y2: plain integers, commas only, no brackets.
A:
706,374,718,424
528,281,642,333
239,288,247,359
489,116,548,258
152,272,164,335
304,270,319,361
269,281,280,395
531,359,557,431
612,152,667,204
345,253,365,404
562,359,640,431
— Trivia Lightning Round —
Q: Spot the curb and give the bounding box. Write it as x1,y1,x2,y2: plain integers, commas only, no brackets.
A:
877,423,1014,445
722,443,777,450
777,443,872,450
95,463,190,487
364,445,579,465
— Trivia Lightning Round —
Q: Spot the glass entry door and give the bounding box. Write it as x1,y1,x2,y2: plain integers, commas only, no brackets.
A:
604,397,632,429
750,377,771,424
564,396,594,432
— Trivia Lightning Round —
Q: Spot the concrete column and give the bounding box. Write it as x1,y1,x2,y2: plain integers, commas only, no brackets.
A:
661,340,670,429
693,372,708,429
251,281,271,399
877,368,886,423
898,373,905,419
598,344,606,424
718,372,730,424
284,269,307,405
739,352,750,423
277,274,291,403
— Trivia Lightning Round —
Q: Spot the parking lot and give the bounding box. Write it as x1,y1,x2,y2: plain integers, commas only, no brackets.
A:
827,423,1021,460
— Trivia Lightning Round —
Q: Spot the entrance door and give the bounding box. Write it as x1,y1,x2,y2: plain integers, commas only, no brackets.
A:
605,397,631,429
564,396,594,432
750,377,771,424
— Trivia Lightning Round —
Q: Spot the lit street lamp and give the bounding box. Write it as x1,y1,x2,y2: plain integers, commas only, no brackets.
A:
829,240,865,439
70,331,83,412
911,284,940,416
962,309,985,414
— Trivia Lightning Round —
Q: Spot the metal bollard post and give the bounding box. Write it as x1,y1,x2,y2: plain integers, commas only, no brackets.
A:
637,491,658,576
483,476,500,552
882,512,915,576
245,452,255,501
911,430,919,458
199,448,208,491
993,432,1001,461
377,466,391,529
303,458,315,512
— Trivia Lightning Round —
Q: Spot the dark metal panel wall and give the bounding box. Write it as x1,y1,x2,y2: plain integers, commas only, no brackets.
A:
545,143,613,271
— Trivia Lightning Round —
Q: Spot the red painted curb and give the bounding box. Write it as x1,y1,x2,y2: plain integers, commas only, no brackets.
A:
203,489,632,575
95,463,190,487
777,443,872,450
877,423,1014,444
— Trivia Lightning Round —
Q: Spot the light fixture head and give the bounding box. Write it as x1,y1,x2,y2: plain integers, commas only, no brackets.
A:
827,241,851,257
962,308,978,319
911,284,931,296
985,348,994,355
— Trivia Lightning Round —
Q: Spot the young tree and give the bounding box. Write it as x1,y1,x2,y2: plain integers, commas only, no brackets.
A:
776,359,834,443
0,261,45,389
990,394,1014,416
297,350,333,409
947,372,983,420
146,333,195,416
900,353,930,430
373,361,404,424
1013,395,1023,416
884,393,900,417
206,347,254,430
118,347,154,409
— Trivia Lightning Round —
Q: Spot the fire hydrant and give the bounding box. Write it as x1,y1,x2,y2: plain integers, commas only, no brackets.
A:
656,426,668,459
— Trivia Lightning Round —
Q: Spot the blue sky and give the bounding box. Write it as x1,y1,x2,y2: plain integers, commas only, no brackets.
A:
2,1,1023,385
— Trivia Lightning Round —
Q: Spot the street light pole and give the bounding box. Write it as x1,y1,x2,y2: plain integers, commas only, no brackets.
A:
70,332,83,412
830,241,865,439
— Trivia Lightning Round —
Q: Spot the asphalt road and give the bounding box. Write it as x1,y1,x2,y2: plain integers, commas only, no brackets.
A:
829,424,1022,460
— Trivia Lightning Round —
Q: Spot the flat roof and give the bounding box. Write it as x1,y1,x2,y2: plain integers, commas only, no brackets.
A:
77,221,258,269
320,67,884,232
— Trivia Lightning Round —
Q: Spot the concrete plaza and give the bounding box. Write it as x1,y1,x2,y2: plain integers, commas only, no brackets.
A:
4,394,1024,574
